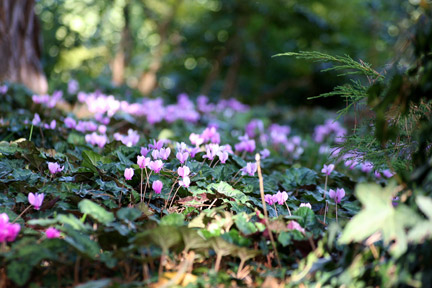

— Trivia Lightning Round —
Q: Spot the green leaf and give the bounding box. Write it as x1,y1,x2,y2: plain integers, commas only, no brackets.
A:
64,229,101,259
234,213,257,235
81,150,110,173
7,260,32,286
160,213,185,227
408,195,432,242
282,167,317,190
117,207,142,222
207,181,249,204
294,207,317,228
75,279,112,288
339,183,419,257
78,199,114,224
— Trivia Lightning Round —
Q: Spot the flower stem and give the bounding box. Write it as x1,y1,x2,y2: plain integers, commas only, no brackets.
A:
285,202,292,216
12,205,32,223
140,168,144,203
232,175,244,186
323,175,328,224
168,186,181,209
164,177,179,210
273,204,279,217
335,203,338,223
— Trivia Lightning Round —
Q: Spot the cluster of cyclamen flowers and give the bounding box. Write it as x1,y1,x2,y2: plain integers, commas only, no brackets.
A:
0,213,20,244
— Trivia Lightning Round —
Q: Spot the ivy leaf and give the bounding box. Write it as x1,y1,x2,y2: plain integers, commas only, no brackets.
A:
234,213,257,235
339,183,419,257
78,199,115,224
282,167,317,191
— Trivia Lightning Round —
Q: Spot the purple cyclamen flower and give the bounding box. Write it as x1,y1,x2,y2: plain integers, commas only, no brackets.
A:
217,151,229,164
32,113,41,126
361,162,374,173
45,227,61,239
300,203,312,209
67,79,79,94
260,149,270,159
0,213,20,243
85,132,108,148
64,117,77,129
28,193,45,210
329,188,345,204
149,139,165,150
149,160,164,173
188,147,201,158
321,164,335,176
273,191,288,205
152,180,163,194
265,194,275,205
382,169,395,178
374,170,381,179
124,168,134,180
176,151,189,164
48,162,64,174
159,148,171,160
0,85,8,94
177,166,190,178
179,176,191,188
140,147,150,157
203,144,220,161
240,162,257,176
137,155,150,169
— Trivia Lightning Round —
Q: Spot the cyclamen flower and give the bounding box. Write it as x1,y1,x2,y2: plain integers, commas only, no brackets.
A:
149,139,165,150
240,162,257,176
32,113,41,126
273,191,288,205
152,180,163,194
151,150,160,160
28,193,44,210
45,227,61,239
321,164,335,176
203,144,220,161
361,162,374,173
177,166,190,178
140,147,150,156
265,194,275,205
64,117,77,129
188,147,201,158
85,132,108,148
176,142,188,153
179,176,191,188
382,169,395,178
124,168,134,180
176,151,189,164
217,151,229,164
260,149,270,159
287,220,305,234
137,155,150,169
374,170,381,179
329,188,345,204
0,213,20,243
189,133,204,147
300,203,312,209
149,160,164,173
159,148,171,160
48,162,64,174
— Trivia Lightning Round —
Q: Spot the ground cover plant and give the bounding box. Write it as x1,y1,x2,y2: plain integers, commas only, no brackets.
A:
1,3,432,288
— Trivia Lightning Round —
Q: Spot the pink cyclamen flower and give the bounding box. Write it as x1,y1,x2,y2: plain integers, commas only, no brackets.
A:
151,149,160,160
260,149,270,159
329,188,345,204
176,151,189,164
137,156,150,169
217,151,229,164
28,193,45,210
140,147,150,157
48,162,64,175
159,148,171,160
45,227,61,239
273,191,288,205
149,160,164,173
300,203,312,209
321,164,335,176
0,213,20,243
124,168,134,180
265,194,275,205
189,133,204,147
287,220,305,234
240,162,257,176
177,166,190,178
179,176,191,188
152,180,163,194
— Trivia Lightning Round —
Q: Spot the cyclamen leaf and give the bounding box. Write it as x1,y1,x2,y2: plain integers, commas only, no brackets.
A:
78,199,115,224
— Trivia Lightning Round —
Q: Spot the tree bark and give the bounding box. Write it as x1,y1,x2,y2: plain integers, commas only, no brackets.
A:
0,0,48,94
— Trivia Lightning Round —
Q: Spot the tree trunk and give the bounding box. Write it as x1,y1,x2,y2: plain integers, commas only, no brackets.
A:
0,0,48,94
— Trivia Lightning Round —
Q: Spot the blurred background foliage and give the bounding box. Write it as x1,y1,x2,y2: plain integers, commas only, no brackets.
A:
36,0,428,106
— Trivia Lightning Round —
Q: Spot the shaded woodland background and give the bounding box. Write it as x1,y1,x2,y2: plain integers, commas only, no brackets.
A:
1,0,428,106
